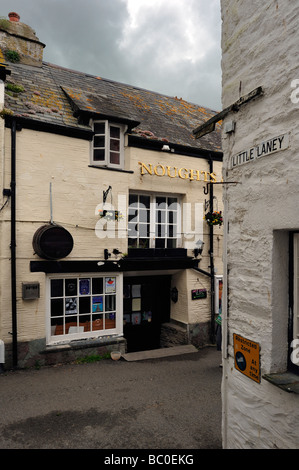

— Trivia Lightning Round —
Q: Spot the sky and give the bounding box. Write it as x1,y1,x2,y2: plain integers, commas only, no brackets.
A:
1,0,222,111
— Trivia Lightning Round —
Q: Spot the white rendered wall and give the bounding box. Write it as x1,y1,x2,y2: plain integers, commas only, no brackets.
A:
221,0,299,449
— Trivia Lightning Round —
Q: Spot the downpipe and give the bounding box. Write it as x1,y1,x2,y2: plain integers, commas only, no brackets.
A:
11,119,17,368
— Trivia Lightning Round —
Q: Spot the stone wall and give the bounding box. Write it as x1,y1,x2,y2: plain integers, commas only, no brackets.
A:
221,0,299,449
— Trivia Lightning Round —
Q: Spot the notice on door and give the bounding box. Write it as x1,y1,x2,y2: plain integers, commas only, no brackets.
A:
233,334,260,383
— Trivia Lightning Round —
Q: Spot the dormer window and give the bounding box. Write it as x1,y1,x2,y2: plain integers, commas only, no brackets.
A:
92,121,126,169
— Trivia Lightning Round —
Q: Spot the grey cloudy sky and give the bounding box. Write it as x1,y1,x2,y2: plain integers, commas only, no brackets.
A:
1,0,222,110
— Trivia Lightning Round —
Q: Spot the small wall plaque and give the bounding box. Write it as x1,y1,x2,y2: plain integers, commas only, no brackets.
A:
22,282,40,300
191,288,207,300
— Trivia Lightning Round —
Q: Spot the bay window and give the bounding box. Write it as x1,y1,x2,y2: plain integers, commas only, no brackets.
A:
47,274,122,343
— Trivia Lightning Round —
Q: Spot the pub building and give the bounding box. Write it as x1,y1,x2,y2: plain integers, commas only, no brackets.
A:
0,13,223,369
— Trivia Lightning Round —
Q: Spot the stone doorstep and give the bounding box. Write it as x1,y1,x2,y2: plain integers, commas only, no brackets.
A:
122,344,198,362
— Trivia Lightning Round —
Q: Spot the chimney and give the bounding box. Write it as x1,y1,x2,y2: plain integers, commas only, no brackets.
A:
0,13,45,67
8,12,20,22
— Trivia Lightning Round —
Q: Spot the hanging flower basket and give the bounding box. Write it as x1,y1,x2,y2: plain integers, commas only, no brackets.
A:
204,211,223,227
98,209,123,221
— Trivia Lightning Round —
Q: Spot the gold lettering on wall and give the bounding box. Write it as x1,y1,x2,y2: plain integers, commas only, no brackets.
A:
138,162,220,182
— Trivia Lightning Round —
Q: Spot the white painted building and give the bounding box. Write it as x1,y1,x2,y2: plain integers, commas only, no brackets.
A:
219,0,299,449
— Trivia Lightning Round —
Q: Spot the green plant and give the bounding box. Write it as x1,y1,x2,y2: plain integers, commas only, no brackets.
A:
0,17,10,30
75,353,110,364
5,50,20,63
98,209,123,221
204,211,223,227
0,108,13,118
6,82,25,93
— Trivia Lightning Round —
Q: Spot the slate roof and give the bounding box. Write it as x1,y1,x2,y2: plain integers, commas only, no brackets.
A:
3,61,222,153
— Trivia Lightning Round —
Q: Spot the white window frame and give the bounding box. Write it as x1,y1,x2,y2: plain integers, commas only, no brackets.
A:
91,120,126,169
128,192,182,249
46,273,123,345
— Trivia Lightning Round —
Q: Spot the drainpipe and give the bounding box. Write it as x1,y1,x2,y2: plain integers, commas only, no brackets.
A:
209,154,215,344
11,119,17,368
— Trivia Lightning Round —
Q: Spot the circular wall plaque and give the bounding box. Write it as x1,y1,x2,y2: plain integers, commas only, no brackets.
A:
32,224,74,260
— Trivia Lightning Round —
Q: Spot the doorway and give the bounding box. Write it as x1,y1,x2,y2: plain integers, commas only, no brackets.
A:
123,275,171,352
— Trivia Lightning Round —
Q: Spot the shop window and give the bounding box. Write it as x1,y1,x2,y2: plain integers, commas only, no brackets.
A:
47,274,121,343
128,193,181,249
92,121,126,169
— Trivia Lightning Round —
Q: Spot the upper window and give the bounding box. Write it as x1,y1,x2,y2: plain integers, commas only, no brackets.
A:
128,193,181,249
92,121,126,169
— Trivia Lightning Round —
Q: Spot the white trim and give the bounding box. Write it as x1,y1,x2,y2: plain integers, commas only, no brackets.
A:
128,191,182,249
46,272,123,346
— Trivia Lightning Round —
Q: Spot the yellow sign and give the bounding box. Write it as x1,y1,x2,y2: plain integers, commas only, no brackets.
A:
233,334,260,383
138,161,222,183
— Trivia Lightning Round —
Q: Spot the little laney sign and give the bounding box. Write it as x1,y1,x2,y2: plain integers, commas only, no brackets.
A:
229,133,289,170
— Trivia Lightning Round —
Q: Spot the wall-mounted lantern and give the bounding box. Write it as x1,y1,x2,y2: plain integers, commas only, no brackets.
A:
193,239,204,258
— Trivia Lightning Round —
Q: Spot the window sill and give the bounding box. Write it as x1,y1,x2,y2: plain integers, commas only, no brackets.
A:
263,372,299,394
88,165,134,174
43,336,125,354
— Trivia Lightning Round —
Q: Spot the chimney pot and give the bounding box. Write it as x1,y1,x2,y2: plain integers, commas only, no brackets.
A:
8,12,20,22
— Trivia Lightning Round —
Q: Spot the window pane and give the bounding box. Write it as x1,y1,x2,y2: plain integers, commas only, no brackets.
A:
167,238,177,248
140,195,150,208
92,315,103,331
138,238,149,248
155,238,165,248
156,197,166,207
94,122,105,134
128,238,138,248
110,126,120,139
168,211,177,223
92,278,103,295
109,152,120,165
139,223,149,237
65,279,77,296
105,295,116,311
110,139,120,151
79,296,91,314
93,149,105,161
94,135,105,148
92,296,103,312
51,298,63,316
129,194,138,206
105,312,116,329
51,279,63,297
168,197,177,205
65,297,77,315
139,209,149,223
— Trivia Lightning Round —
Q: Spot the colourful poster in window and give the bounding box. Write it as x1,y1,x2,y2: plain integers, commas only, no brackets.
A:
105,277,116,293
92,296,103,312
79,279,90,295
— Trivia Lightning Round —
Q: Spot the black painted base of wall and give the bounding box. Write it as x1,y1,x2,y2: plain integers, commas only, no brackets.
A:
2,336,126,370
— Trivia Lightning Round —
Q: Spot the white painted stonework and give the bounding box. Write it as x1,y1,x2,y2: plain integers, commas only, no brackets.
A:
221,0,299,448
